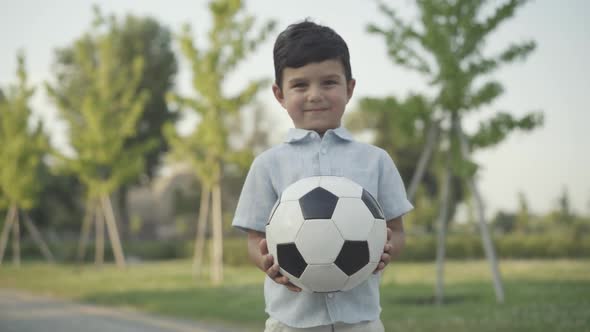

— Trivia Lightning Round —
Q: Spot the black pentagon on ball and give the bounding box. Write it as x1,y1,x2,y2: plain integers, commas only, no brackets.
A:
361,189,385,219
277,243,307,278
334,240,370,276
299,187,339,220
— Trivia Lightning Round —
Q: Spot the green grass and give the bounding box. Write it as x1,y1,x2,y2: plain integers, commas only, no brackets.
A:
1,259,589,331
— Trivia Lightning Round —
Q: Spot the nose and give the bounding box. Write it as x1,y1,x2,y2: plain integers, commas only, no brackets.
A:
307,85,322,103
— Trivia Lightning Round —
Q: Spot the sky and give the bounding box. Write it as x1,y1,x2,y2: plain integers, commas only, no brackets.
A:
1,0,589,216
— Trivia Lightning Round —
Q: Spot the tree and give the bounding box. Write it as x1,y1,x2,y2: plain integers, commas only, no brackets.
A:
166,0,275,284
46,9,155,267
515,191,530,232
492,210,516,234
368,0,544,303
346,94,447,231
51,9,178,238
0,53,55,266
557,187,573,225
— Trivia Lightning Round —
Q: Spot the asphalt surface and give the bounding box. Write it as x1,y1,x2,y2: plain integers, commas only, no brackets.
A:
0,289,243,332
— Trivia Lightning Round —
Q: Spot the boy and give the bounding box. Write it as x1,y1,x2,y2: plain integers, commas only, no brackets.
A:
232,20,413,331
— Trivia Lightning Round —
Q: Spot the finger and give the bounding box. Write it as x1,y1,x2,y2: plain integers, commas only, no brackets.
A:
262,254,272,271
267,261,280,278
386,228,393,241
273,274,290,285
285,282,302,292
271,274,302,292
383,243,392,254
259,238,269,255
380,252,391,265
373,261,386,274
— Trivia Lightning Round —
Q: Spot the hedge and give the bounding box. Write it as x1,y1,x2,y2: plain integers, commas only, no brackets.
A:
6,233,590,265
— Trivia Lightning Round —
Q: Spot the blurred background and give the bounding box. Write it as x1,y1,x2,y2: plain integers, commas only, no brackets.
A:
0,1,589,331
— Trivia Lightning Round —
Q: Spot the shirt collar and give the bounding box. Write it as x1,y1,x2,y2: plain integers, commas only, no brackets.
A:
284,127,354,143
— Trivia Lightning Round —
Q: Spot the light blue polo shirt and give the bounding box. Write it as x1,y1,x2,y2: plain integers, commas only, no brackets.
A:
232,127,413,328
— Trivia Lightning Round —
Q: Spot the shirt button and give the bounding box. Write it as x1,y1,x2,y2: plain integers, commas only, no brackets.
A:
327,293,334,298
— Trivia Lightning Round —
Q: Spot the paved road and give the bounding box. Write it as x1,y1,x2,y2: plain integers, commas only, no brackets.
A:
0,289,244,332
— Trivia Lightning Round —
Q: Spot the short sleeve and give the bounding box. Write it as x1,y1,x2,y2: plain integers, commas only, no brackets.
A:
378,150,414,220
232,154,278,233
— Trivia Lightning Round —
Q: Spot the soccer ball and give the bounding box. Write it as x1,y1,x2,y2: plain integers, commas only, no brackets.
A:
265,176,387,293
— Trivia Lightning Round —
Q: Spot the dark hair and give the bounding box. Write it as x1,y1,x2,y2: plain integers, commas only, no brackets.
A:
273,20,353,89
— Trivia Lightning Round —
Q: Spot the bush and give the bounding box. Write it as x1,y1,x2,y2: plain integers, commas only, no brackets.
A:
399,233,590,261
8,232,590,265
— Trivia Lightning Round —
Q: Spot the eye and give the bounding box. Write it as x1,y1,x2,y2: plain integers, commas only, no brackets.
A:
323,80,338,86
291,82,307,89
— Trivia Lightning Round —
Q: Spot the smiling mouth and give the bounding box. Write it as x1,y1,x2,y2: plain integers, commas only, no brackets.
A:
304,108,329,112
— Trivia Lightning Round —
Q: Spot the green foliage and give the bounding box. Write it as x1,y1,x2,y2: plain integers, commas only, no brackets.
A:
369,0,543,149
0,52,50,210
400,233,590,261
46,10,157,199
46,8,178,240
471,112,544,149
166,0,276,185
93,11,177,179
28,171,85,231
346,94,438,192
402,187,439,232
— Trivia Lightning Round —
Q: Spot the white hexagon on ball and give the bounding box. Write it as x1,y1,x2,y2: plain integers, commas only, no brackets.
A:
299,264,348,293
341,262,379,291
319,176,363,198
266,200,305,259
295,219,344,264
280,267,310,292
367,219,387,263
331,198,375,241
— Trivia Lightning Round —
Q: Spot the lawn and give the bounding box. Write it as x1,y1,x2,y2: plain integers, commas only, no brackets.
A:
0,259,589,331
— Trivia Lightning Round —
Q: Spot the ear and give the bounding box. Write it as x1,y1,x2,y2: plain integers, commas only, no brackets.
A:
272,83,286,108
346,79,356,102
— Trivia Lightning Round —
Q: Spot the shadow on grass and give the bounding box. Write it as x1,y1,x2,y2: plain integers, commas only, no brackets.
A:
79,279,590,332
82,285,265,329
390,293,483,306
380,280,590,332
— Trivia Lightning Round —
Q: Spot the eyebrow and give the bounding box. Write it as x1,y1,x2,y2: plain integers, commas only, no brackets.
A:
287,74,342,85
287,78,307,85
320,74,342,80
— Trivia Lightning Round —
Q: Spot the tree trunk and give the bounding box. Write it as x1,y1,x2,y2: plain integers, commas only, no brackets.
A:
0,205,17,265
12,208,21,267
211,183,223,285
116,186,130,240
435,161,452,305
456,119,505,303
468,177,505,303
77,199,95,262
23,214,55,263
95,202,104,266
193,185,211,277
408,120,440,201
101,195,126,268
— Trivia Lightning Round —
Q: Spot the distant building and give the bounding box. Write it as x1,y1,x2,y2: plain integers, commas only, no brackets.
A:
127,165,198,240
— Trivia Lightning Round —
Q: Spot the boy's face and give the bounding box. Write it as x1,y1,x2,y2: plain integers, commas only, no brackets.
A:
272,59,355,136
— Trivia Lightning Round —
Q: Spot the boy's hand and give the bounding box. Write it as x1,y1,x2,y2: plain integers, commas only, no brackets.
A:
259,238,302,292
374,217,405,274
